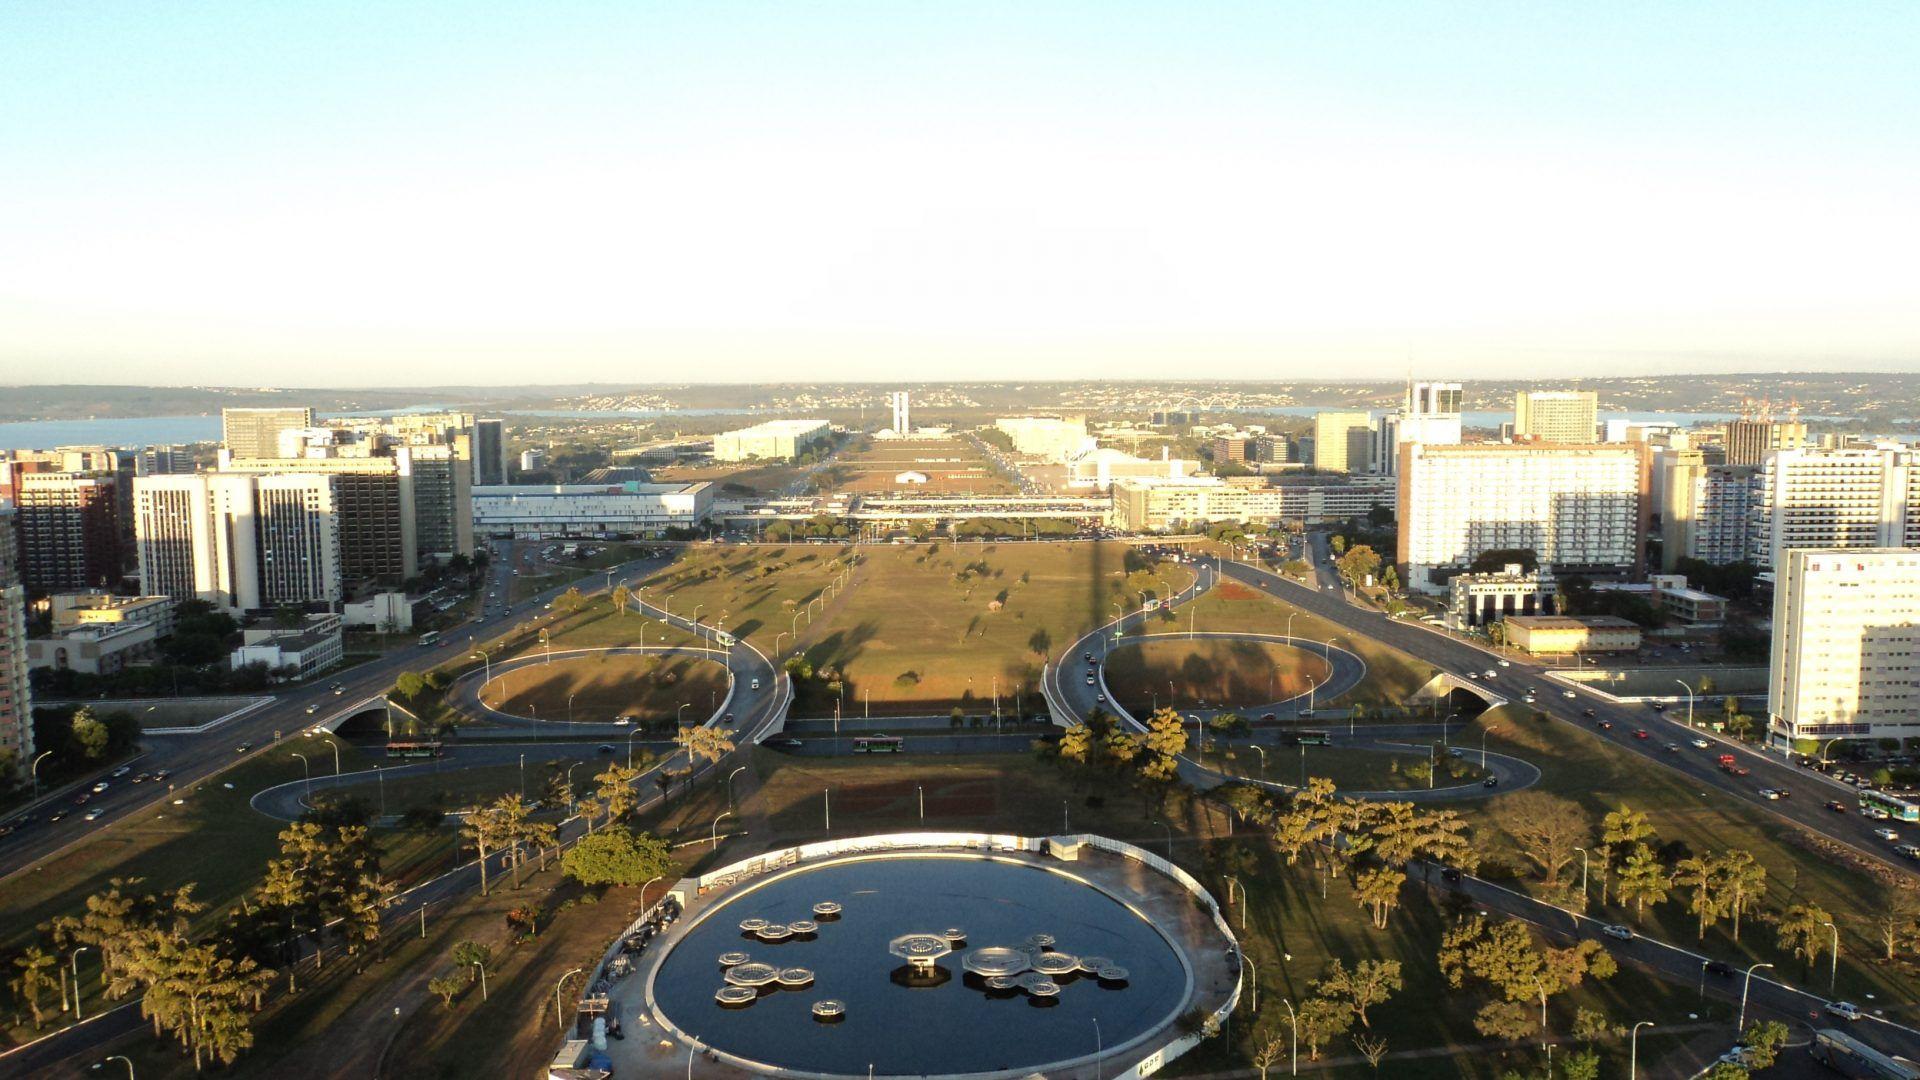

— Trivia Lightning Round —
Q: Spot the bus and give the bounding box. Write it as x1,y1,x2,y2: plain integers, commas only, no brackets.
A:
1859,790,1920,822
386,741,445,760
417,630,441,647
1810,1028,1920,1080
1290,730,1332,746
852,736,903,754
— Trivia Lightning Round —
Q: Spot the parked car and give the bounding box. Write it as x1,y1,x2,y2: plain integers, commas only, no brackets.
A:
1705,960,1733,977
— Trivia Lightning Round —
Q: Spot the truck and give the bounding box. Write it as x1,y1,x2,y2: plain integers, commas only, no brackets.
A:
1717,754,1751,777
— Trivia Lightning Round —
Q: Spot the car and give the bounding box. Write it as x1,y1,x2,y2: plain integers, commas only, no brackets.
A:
236,743,252,753
152,769,169,781
305,704,319,714
1484,670,1497,679
1260,713,1276,722
1875,827,1901,842
91,782,109,793
1563,690,1577,699
73,794,90,805
332,686,344,695
1082,653,1094,662
1602,925,1633,941
112,766,132,778
1441,867,1463,883
1498,659,1510,667
1095,694,1107,703
1086,677,1096,685
1581,708,1596,718
1446,747,1464,758
597,744,615,754
1691,738,1711,749
1826,800,1849,812
1664,742,1681,753
1466,672,1480,680
1825,1001,1864,1022
1705,960,1733,977
83,809,103,821
769,738,803,750
1758,787,1781,800
1482,777,1499,788
1716,1047,1758,1068
1632,729,1649,739
1863,807,1892,820
1650,702,1667,711
48,810,67,823
1597,720,1614,730
1895,844,1920,860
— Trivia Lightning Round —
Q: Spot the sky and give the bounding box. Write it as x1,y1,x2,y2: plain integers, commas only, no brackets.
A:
2,1,1917,386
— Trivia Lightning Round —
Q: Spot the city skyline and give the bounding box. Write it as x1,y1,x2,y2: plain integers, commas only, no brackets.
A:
3,1,1917,386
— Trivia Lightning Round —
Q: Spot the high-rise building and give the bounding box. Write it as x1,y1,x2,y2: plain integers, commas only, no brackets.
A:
135,472,346,611
252,476,342,606
10,471,126,595
406,442,475,562
0,502,33,769
1748,446,1914,571
1769,548,1920,745
889,392,912,436
219,454,417,588
1659,452,1756,569
472,419,508,486
1311,411,1373,473
135,444,195,475
222,406,316,459
1397,442,1649,592
1513,391,1599,443
1371,381,1463,476
1725,419,1809,467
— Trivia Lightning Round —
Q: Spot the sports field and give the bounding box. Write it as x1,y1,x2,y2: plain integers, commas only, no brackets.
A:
1102,638,1329,713
484,652,729,724
792,540,1193,715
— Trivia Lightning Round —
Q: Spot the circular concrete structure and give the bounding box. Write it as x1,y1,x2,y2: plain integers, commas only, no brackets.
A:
646,850,1202,1078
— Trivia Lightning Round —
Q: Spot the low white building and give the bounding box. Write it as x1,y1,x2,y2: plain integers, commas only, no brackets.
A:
1065,448,1200,489
231,614,343,678
713,420,831,462
993,416,1093,462
473,482,713,537
342,591,420,631
28,621,164,676
1446,565,1557,630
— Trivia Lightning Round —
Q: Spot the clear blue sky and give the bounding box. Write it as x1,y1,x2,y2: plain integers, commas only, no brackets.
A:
2,1,1915,385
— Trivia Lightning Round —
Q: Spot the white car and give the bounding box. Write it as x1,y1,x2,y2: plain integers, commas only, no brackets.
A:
1602,925,1633,941
1563,690,1577,699
1875,827,1901,842
1825,1001,1864,1021
1484,670,1497,679
1691,738,1711,749
1498,659,1511,667
83,809,103,822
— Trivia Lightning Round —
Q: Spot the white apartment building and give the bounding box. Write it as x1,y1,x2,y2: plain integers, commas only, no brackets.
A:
993,416,1092,462
1660,453,1758,569
1312,411,1373,473
713,420,832,462
1513,391,1599,443
1397,443,1648,593
1769,548,1920,745
1371,382,1463,476
1108,474,1395,531
1748,445,1915,571
472,482,714,537
0,502,32,766
134,473,343,612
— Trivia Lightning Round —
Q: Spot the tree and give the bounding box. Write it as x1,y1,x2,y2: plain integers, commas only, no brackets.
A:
1741,1020,1788,1068
429,972,465,1009
1297,997,1354,1060
1776,902,1834,976
1561,1050,1602,1080
462,804,509,896
1103,730,1142,767
394,671,426,701
1615,845,1670,918
1058,723,1093,765
1712,849,1767,942
1252,1031,1288,1080
677,724,737,768
561,828,675,887
1872,887,1920,961
1488,791,1590,886
9,946,59,1028
1474,1000,1535,1042
1143,707,1188,758
1353,1033,1389,1071
451,940,493,998
594,762,643,823
1336,545,1382,589
1598,804,1656,903
1702,1064,1751,1080
611,583,631,615
1313,958,1402,1028
1672,856,1728,939
1571,1007,1615,1044
1353,869,1406,930
69,706,110,760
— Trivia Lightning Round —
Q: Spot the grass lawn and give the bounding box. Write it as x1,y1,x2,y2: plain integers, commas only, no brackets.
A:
1104,638,1330,714
1135,578,1439,710
635,543,854,646
519,593,708,654
1195,742,1491,792
819,436,1017,495
795,540,1195,716
485,652,730,725
1463,705,1920,1007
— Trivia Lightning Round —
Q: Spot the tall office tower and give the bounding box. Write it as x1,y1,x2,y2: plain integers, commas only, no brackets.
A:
1371,381,1463,476
0,502,32,769
472,419,508,486
889,391,912,435
1725,418,1809,467
252,476,342,606
12,472,125,594
135,474,263,611
1748,446,1913,571
1659,452,1757,569
1311,411,1374,473
1769,548,1920,745
1513,390,1600,443
135,444,194,475
406,442,475,562
222,406,315,459
1397,442,1649,593
220,454,417,587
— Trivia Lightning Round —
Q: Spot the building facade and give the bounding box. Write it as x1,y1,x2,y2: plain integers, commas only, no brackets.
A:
472,418,509,486
472,482,714,537
1311,411,1373,473
1371,381,1463,476
1108,474,1395,531
1748,446,1915,571
714,420,833,462
0,503,32,768
1659,453,1758,568
992,417,1091,462
9,471,125,595
1445,565,1558,630
1504,615,1642,654
1397,443,1648,593
1725,419,1808,467
134,473,345,612
221,407,315,459
1769,547,1920,745
1513,391,1599,443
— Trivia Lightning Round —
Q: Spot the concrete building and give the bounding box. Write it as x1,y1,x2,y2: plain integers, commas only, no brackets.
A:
889,392,911,436
1446,565,1557,630
1397,443,1648,593
135,444,196,476
7,471,126,595
714,420,832,462
341,591,421,631
134,473,345,612
1591,575,1730,626
472,482,714,537
0,503,31,768
49,593,174,635
231,614,344,678
28,621,163,676
1725,418,1808,467
1504,614,1642,655
220,453,420,587
1311,411,1373,473
1513,391,1599,443
1749,445,1915,571
222,406,315,459
403,442,475,562
1769,547,1920,745
1108,474,1395,531
520,448,546,473
1660,452,1758,568
1371,382,1463,476
1065,448,1200,490
993,417,1092,462
472,419,509,486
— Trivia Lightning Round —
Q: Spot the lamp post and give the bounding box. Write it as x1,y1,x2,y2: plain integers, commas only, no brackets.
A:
70,946,89,1019
1242,952,1258,1011
1093,1017,1103,1080
1481,724,1500,769
727,766,745,810
313,732,341,774
292,752,311,801
1285,612,1296,645
1823,920,1840,992
1151,819,1173,859
1250,743,1267,778
30,750,52,795
1673,679,1696,727
1281,998,1299,1076
1738,962,1774,1031
470,649,491,684
626,729,641,769
1573,846,1590,910
555,967,583,1030
711,809,733,850
1630,1021,1654,1080
93,1057,134,1080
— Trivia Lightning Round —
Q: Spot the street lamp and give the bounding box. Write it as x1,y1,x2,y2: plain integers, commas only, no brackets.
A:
711,809,733,850
1630,1021,1654,1080
1737,962,1774,1031
292,751,312,801
626,729,642,769
1572,846,1590,910
30,750,53,795
70,945,89,1019
1150,819,1173,860
555,968,584,1030
1673,679,1696,727
92,1057,134,1080
1242,952,1258,1011
727,766,745,810
1823,920,1840,992
1281,997,1299,1076
1481,724,1501,769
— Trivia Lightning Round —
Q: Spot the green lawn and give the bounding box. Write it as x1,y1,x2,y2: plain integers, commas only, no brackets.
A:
486,651,729,725
794,540,1195,715
1195,742,1491,792
633,542,853,647
1104,637,1330,713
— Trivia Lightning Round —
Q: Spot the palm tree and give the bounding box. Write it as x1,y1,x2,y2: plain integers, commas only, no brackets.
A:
1777,903,1833,977
9,946,59,1028
1713,850,1767,942
1354,869,1406,929
1615,845,1670,919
